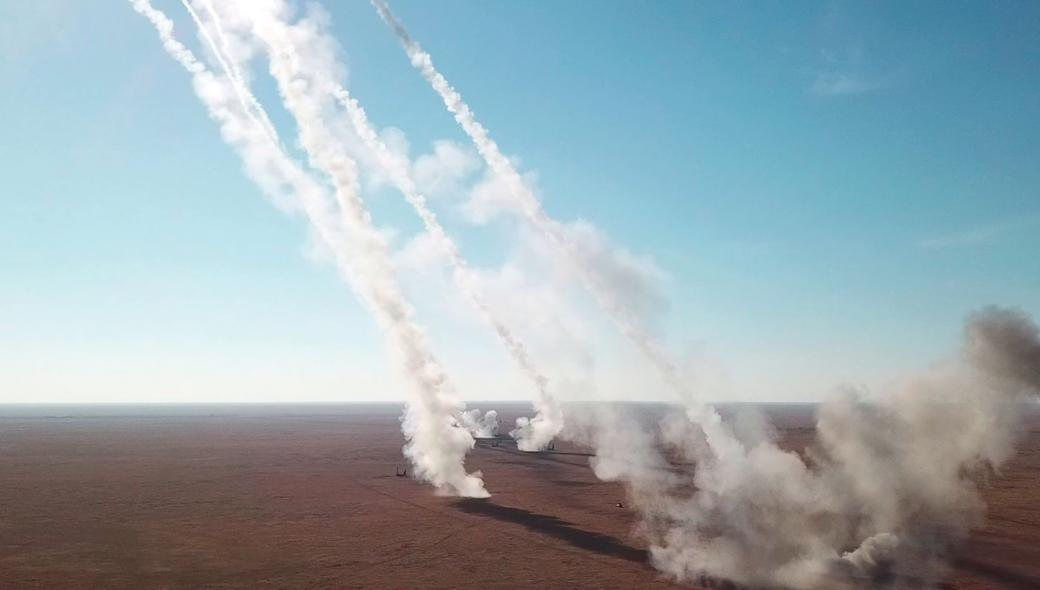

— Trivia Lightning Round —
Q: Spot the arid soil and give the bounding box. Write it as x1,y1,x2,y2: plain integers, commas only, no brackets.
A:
0,404,1036,589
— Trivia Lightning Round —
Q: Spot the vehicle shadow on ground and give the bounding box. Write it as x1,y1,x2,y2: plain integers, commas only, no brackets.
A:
451,498,648,564
473,442,591,469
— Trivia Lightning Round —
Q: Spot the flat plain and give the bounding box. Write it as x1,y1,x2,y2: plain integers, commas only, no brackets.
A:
0,404,1036,589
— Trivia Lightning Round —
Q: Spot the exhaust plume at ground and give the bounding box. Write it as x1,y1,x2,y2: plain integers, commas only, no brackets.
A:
590,306,1040,588
370,0,695,418
460,409,499,439
131,0,487,498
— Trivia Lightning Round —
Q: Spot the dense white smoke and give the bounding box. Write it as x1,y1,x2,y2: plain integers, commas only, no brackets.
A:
369,0,687,433
459,409,499,439
131,0,487,498
590,306,1040,588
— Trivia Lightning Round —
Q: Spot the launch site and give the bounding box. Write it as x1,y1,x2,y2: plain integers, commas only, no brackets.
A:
2,1,1038,588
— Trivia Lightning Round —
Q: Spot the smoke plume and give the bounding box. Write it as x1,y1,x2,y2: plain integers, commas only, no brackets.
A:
131,0,487,498
460,409,499,439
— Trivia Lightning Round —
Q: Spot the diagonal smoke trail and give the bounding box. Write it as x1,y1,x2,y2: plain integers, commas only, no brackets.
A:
369,0,703,417
130,0,488,498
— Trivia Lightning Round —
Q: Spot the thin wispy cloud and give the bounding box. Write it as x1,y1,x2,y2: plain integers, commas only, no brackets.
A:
0,0,78,70
809,47,884,97
810,72,877,96
810,4,886,98
918,215,1040,250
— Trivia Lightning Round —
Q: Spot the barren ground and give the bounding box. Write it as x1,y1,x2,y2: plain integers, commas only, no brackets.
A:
0,404,1036,589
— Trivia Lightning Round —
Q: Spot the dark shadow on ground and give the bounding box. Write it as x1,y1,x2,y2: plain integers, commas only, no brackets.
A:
551,480,596,488
474,443,589,468
473,439,594,457
452,498,648,564
535,450,597,458
955,557,1040,590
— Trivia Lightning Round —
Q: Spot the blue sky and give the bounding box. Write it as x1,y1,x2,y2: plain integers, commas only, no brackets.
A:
2,1,1038,403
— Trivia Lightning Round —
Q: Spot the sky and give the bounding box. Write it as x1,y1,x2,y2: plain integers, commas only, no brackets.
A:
2,0,1038,404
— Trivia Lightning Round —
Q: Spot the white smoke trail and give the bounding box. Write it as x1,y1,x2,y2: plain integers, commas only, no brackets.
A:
179,0,279,148
130,0,487,498
370,0,704,421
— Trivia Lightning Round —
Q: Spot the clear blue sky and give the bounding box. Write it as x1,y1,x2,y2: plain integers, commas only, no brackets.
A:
2,1,1038,403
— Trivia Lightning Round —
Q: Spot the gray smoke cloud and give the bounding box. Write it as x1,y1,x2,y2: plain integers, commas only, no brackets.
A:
598,307,1040,589
132,0,487,498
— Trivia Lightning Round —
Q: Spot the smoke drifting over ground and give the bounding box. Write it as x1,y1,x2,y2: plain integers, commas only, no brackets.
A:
580,307,1040,588
132,1,1039,587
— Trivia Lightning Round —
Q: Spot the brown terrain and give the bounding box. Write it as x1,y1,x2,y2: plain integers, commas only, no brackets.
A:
0,403,1036,589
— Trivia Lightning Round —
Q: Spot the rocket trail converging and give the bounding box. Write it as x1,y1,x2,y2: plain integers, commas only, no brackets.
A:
179,0,279,148
329,71,562,451
130,0,487,498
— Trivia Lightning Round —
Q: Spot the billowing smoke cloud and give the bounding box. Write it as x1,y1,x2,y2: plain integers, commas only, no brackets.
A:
596,307,1040,588
369,0,688,430
131,0,487,498
460,409,499,439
